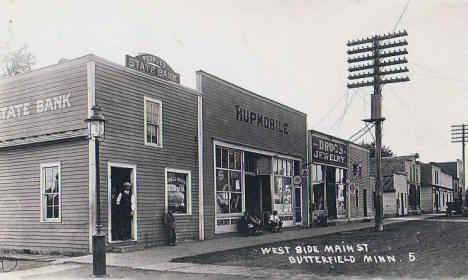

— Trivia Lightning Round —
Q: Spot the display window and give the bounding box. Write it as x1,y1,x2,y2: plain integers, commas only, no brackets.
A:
273,158,293,214
215,146,242,215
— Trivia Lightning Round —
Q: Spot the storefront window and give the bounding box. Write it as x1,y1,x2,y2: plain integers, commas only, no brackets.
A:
273,158,293,214
312,164,323,182
215,146,242,215
337,184,346,213
166,170,191,214
40,162,61,222
313,183,325,210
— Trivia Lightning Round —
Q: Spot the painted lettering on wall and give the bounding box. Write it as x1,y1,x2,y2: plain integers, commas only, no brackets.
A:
311,135,348,168
0,94,71,121
235,105,290,135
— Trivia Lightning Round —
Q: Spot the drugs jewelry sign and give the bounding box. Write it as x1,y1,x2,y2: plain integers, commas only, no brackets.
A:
125,53,180,84
311,135,348,168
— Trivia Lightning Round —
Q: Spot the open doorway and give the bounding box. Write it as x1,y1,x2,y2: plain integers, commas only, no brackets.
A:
108,163,137,242
326,167,337,219
244,152,272,222
245,175,271,218
363,189,368,217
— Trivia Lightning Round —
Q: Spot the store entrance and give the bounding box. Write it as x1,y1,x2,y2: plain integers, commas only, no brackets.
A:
109,166,136,242
326,167,337,219
244,152,271,221
245,175,271,220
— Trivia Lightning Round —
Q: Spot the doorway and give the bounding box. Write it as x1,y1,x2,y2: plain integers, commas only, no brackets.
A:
401,193,405,215
363,189,368,217
245,175,271,220
108,163,137,242
326,167,337,219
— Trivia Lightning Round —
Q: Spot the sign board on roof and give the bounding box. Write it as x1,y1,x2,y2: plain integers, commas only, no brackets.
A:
125,53,180,84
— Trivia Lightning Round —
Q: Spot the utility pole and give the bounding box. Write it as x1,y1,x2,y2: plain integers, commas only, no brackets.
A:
347,31,409,231
451,124,467,201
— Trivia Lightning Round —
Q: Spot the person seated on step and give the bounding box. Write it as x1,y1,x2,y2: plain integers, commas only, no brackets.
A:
238,211,255,237
263,211,272,232
250,212,263,236
269,210,283,233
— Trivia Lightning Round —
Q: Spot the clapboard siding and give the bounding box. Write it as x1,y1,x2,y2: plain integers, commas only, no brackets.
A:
349,144,373,218
421,186,433,213
0,60,88,141
94,61,200,247
383,192,397,216
0,139,89,253
198,72,307,238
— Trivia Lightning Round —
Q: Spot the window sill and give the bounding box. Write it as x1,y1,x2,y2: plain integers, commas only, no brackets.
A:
41,219,62,223
173,213,193,217
144,142,163,148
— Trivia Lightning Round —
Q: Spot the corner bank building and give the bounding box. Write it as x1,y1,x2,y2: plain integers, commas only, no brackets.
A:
0,54,307,254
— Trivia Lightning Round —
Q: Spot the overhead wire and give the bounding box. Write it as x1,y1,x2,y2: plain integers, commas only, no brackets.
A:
393,0,411,31
336,88,360,134
387,85,434,132
311,87,350,128
356,90,446,146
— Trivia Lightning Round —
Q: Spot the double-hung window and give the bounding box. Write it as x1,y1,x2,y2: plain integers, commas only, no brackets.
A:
40,162,61,222
144,96,162,147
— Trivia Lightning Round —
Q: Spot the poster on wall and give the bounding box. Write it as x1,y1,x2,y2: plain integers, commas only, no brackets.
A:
167,172,188,214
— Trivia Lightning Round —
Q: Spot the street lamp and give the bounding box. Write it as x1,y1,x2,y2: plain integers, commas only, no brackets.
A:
85,105,107,277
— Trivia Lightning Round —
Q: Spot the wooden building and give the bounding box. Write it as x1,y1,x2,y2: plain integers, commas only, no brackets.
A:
0,54,309,254
382,172,408,216
309,131,372,223
371,154,422,214
0,55,201,254
421,162,454,213
197,71,308,236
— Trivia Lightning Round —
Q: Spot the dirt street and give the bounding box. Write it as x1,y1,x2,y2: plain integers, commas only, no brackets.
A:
175,217,468,279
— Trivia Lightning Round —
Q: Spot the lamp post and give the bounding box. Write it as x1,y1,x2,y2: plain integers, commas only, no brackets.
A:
85,105,107,277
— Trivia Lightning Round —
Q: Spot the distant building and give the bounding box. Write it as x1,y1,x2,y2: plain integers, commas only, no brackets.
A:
434,160,464,201
421,163,454,213
382,172,408,216
371,154,421,214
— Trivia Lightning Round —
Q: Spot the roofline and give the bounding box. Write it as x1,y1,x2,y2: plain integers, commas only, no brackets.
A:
421,162,456,177
0,54,94,84
196,70,306,116
1,54,203,96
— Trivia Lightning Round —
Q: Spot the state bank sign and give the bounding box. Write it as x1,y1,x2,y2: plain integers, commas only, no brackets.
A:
125,53,180,84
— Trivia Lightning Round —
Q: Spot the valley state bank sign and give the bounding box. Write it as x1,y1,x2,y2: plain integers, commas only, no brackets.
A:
125,53,180,84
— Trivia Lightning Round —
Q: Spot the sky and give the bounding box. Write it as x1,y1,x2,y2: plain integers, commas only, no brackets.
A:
2,0,468,164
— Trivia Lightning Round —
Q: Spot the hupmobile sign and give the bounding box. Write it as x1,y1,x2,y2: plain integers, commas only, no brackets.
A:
235,105,290,135
125,53,180,83
311,135,348,168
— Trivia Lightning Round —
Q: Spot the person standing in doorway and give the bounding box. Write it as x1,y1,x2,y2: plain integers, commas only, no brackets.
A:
116,182,135,240
163,209,177,245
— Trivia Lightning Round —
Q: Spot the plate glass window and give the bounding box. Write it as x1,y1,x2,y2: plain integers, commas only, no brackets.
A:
273,158,293,214
41,163,61,222
215,146,242,215
144,97,162,147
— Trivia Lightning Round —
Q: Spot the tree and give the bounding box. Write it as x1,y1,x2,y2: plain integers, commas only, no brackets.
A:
361,141,394,158
0,44,36,77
